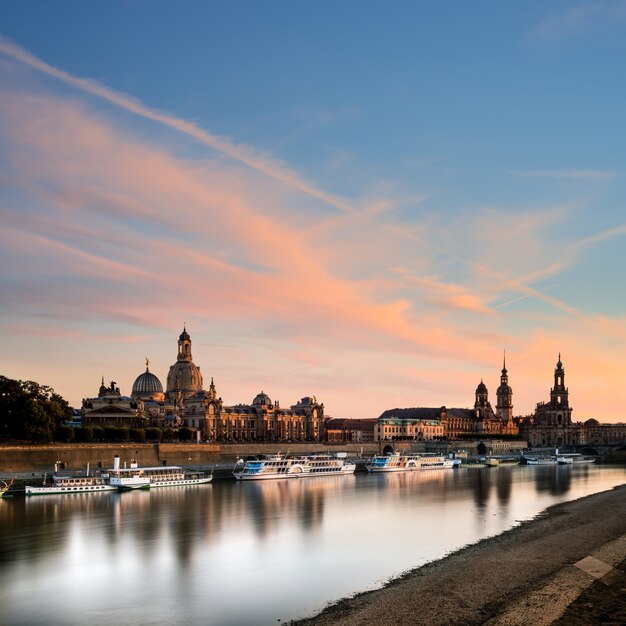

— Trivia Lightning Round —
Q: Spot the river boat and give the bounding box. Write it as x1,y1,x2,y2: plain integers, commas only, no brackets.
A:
25,473,116,496
555,452,596,465
485,456,521,467
233,453,356,481
522,455,557,465
365,452,454,472
1,477,15,497
105,456,212,490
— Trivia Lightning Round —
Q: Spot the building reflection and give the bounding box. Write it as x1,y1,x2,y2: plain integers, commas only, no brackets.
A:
533,466,573,496
0,464,606,579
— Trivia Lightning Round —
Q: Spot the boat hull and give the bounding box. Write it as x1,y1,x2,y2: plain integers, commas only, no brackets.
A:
25,483,117,496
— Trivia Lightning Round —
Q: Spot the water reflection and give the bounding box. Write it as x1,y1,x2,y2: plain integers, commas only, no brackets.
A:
0,466,624,626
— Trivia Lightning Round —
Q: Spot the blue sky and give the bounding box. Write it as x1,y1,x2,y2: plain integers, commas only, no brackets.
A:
1,1,625,419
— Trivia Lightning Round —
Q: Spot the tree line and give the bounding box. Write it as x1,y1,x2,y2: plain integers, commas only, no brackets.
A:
1,375,196,444
1,375,71,442
57,425,196,443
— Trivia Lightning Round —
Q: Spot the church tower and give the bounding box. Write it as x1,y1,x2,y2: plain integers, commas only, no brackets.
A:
166,326,204,403
474,380,489,418
550,353,569,412
496,352,513,423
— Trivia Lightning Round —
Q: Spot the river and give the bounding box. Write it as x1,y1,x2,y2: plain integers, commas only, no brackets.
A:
1,464,624,626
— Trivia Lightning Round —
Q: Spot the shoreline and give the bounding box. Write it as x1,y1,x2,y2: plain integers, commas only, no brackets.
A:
290,483,626,625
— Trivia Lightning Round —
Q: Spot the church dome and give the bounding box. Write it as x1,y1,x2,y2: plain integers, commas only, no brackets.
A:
166,361,203,398
132,363,164,401
476,381,488,394
253,391,272,407
179,327,190,341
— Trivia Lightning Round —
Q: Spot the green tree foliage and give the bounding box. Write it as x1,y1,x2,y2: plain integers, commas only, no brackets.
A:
92,426,104,441
55,425,75,443
145,427,162,442
129,428,146,443
0,375,72,443
178,427,194,441
76,426,93,443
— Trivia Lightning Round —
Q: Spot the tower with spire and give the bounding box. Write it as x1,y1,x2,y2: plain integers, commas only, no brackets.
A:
496,351,513,423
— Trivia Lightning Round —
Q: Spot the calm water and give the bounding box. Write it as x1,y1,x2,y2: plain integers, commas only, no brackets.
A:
1,465,625,626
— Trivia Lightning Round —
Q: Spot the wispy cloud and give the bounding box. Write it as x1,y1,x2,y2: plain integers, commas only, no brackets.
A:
0,36,358,216
532,1,626,39
510,169,618,181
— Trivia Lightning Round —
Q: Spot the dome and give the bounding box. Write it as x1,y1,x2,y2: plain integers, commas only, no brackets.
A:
179,326,190,341
476,381,488,394
585,418,599,427
253,392,272,406
132,364,164,401
166,360,203,399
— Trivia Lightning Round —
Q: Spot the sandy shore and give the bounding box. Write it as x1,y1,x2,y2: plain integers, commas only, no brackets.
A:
291,484,626,626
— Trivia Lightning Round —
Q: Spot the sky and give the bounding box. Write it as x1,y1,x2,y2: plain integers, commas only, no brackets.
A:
1,1,625,421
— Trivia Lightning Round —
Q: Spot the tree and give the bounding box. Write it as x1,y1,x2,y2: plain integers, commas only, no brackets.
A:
178,427,194,442
129,428,146,443
0,375,72,443
145,427,162,442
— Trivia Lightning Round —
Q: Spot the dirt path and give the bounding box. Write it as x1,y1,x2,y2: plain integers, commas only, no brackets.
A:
291,484,626,626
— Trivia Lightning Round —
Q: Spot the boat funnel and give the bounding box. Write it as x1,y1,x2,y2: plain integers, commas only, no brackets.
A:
113,455,120,471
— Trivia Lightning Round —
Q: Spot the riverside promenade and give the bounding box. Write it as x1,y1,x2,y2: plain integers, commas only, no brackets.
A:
292,484,626,626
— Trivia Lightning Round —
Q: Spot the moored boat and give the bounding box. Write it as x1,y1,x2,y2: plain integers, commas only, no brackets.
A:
485,456,521,467
1,477,15,497
105,455,212,490
365,452,454,472
555,452,596,465
522,455,557,465
233,453,356,480
25,471,116,496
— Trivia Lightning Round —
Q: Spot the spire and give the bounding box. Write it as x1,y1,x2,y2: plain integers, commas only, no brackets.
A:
557,352,562,369
145,356,150,371
502,349,507,374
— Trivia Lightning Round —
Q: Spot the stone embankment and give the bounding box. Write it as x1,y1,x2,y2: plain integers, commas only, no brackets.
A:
0,442,379,473
291,484,626,626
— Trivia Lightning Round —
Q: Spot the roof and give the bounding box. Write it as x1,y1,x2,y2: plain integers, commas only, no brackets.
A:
378,407,476,421
378,407,443,420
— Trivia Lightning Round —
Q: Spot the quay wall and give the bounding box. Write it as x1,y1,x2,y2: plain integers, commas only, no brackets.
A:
0,442,379,472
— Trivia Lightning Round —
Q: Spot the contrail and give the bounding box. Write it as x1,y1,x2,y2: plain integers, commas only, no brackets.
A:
0,36,357,215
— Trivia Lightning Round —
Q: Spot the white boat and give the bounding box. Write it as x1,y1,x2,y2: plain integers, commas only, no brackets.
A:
1,477,15,497
25,473,116,496
485,456,521,467
523,456,556,465
105,456,212,490
555,452,596,465
365,452,454,472
233,453,356,481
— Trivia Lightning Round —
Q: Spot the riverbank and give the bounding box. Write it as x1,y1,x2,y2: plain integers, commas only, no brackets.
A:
291,484,626,626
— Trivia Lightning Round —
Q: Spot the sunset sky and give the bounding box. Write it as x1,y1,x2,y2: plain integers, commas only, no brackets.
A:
1,2,625,421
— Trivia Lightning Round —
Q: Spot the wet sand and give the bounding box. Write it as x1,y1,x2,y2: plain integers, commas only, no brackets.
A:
291,484,626,626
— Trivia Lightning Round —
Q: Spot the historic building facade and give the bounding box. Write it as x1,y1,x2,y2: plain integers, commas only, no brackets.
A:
83,327,325,442
375,357,519,442
184,382,324,442
324,418,377,443
518,355,582,447
82,378,147,429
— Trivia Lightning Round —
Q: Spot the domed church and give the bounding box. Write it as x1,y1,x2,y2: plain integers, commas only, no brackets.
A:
166,326,203,406
132,358,165,402
82,326,325,441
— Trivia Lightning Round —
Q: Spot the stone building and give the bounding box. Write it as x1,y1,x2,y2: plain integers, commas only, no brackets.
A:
82,378,146,429
131,359,180,429
375,358,519,442
324,418,377,443
520,355,582,447
166,327,203,407
184,380,325,442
